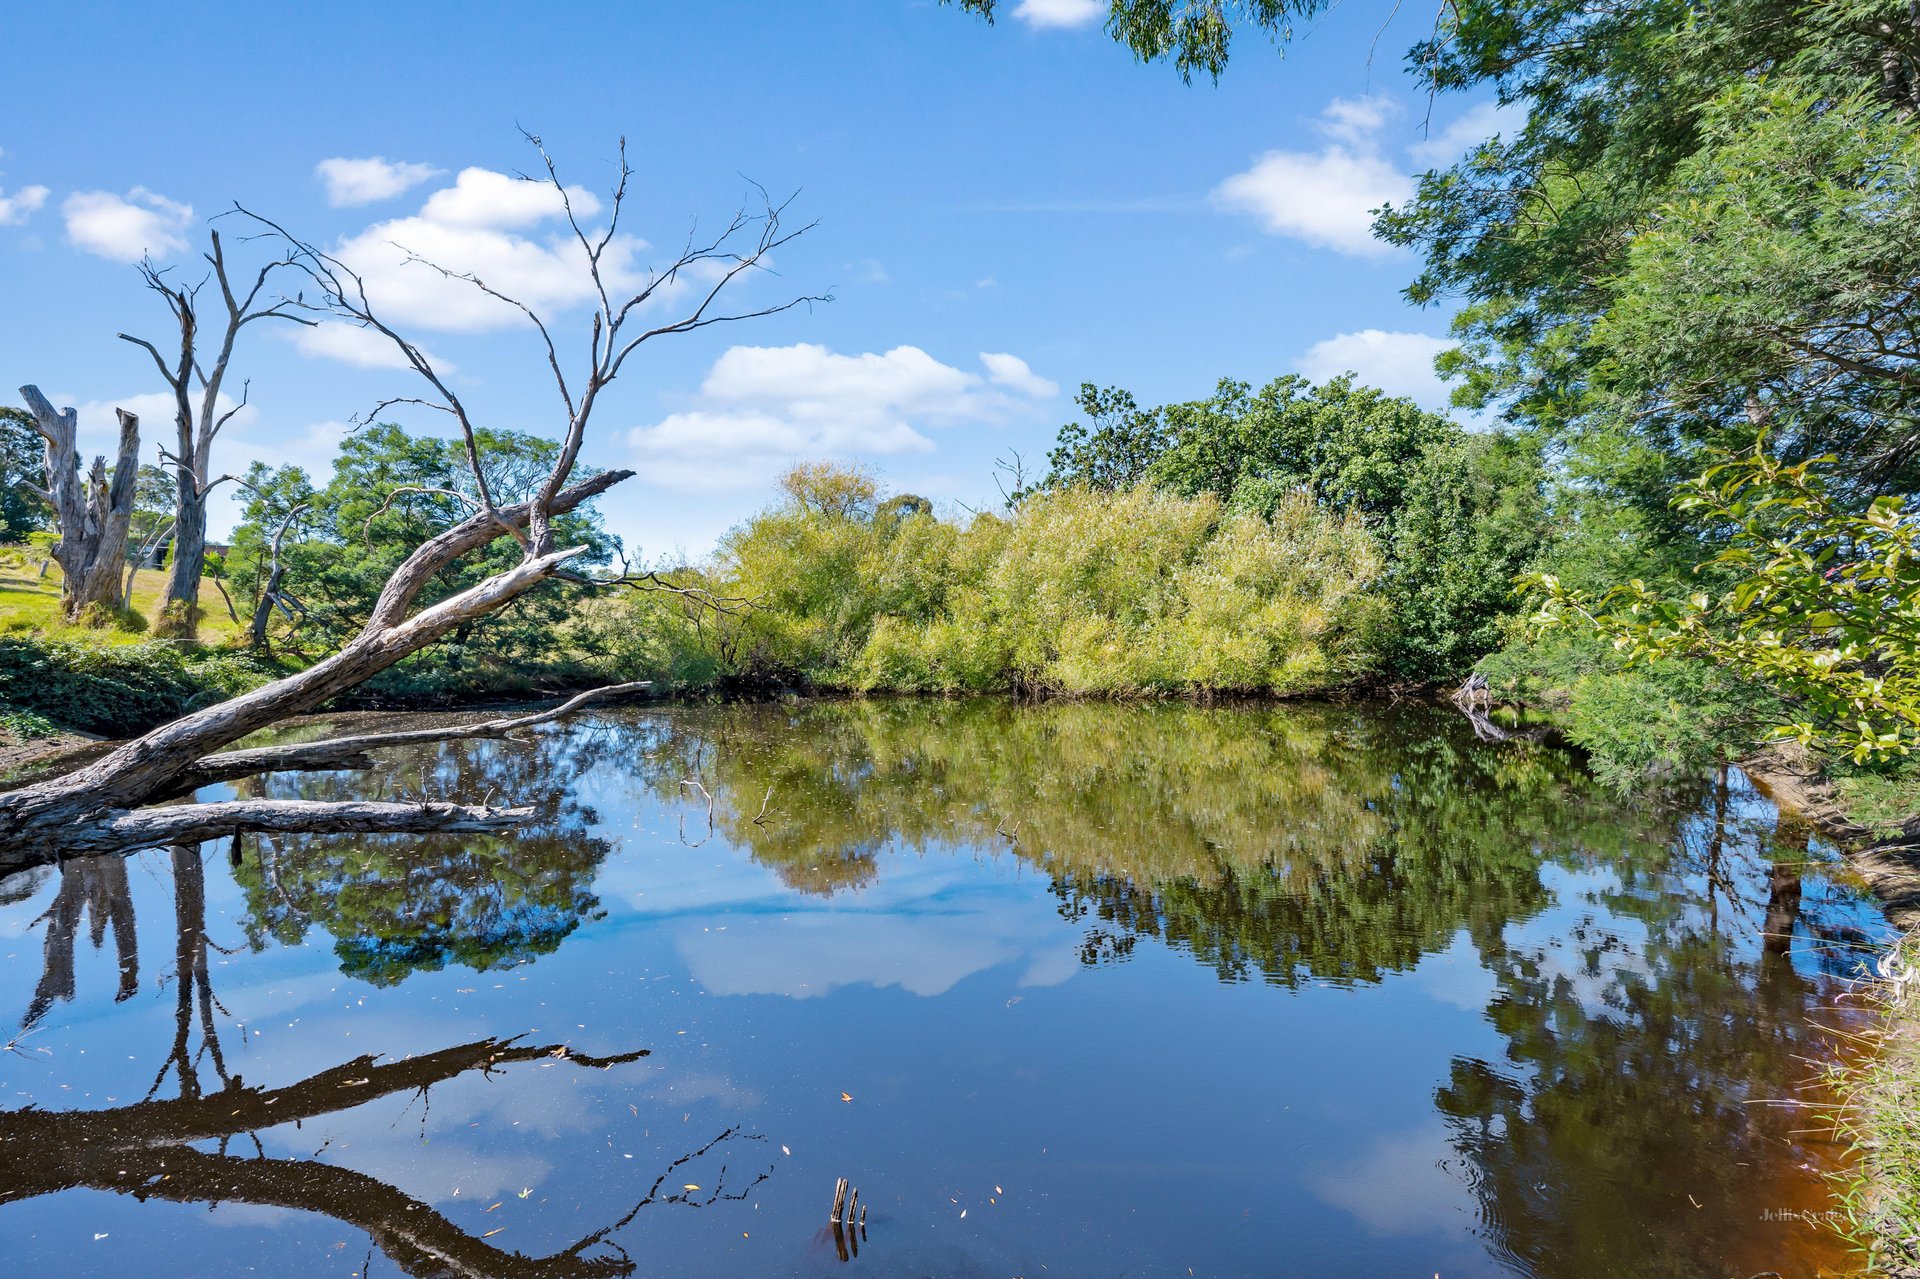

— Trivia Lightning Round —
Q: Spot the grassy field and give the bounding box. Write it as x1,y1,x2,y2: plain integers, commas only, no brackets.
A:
0,551,248,645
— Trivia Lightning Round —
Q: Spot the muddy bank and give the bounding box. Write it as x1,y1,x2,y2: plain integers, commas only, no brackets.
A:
1741,748,1920,931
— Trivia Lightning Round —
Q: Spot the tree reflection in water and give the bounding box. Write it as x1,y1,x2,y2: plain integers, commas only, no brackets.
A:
230,727,619,985
625,698,1881,1278
4,699,1881,1278
1,844,767,1279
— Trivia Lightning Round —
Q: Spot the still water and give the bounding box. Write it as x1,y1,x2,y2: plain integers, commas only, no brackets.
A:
0,699,1894,1278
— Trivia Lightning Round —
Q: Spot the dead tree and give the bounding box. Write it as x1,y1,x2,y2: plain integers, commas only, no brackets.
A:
0,136,821,863
0,1031,690,1279
247,498,309,650
117,232,308,634
16,386,141,621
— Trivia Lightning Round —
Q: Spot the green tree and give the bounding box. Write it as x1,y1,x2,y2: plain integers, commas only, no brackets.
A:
225,424,613,685
0,407,50,542
1033,375,1546,678
1530,446,1920,764
947,1,1327,83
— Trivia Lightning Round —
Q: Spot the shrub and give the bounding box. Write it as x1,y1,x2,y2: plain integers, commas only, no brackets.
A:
1477,635,1778,787
0,637,281,736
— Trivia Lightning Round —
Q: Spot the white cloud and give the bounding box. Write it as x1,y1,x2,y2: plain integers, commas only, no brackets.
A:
1407,99,1526,166
1212,96,1417,257
284,319,456,372
1320,95,1395,145
68,391,254,440
62,187,193,261
1213,151,1410,257
1295,329,1456,411
980,351,1058,399
0,183,48,226
314,156,443,207
419,167,602,229
329,167,637,332
1013,0,1105,29
627,344,1055,493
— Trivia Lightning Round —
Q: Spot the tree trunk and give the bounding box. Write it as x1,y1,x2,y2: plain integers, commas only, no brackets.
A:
19,386,140,622
162,478,206,630
0,469,629,858
249,502,306,650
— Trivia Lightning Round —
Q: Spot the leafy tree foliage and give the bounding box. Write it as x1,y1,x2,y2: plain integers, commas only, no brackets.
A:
707,462,1388,694
1033,376,1547,678
1376,2,1920,504
225,424,614,690
1531,447,1920,764
946,0,1324,83
0,407,50,543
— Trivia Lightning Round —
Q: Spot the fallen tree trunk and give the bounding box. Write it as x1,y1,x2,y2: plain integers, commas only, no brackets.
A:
174,680,653,791
0,471,629,856
0,139,811,862
39,799,536,859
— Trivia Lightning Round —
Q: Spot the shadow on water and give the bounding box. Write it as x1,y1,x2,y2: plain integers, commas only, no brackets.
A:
0,697,1894,1278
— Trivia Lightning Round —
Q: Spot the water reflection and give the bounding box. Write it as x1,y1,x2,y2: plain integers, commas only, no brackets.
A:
22,854,137,1031
0,848,760,1279
0,698,1889,1278
623,700,1880,1276
231,730,616,984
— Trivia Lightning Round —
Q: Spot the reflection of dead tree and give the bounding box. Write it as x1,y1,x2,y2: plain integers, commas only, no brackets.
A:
20,854,138,1031
679,779,717,846
0,1034,736,1279
147,844,235,1101
567,1126,771,1273
0,136,821,862
1451,674,1550,744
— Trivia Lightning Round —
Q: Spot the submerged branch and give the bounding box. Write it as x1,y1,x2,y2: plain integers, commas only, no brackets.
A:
13,799,533,864
179,681,654,789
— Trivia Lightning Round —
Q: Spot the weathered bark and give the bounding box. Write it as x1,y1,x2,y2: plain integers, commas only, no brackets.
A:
0,469,629,854
35,800,532,863
119,232,307,627
247,500,308,650
0,146,813,861
0,472,629,821
18,385,140,621
165,483,206,628
175,680,652,792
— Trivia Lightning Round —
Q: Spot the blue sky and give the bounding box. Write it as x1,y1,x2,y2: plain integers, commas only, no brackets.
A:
0,0,1506,559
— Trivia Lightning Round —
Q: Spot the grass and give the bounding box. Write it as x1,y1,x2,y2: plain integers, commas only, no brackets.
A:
1830,932,1920,1277
0,550,248,646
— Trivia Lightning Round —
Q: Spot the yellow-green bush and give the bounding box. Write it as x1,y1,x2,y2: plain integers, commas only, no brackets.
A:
589,465,1389,697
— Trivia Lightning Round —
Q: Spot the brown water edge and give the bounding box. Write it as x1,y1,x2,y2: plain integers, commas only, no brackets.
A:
1728,993,1883,1279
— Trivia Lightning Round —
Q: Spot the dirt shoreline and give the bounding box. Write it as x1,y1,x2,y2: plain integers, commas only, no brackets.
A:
1739,749,1920,931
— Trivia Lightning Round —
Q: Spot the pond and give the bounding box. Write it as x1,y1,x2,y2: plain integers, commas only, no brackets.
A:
0,699,1894,1278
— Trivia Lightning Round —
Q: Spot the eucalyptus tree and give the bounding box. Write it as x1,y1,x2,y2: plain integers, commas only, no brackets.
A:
0,137,824,863
15,387,141,622
116,231,309,635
